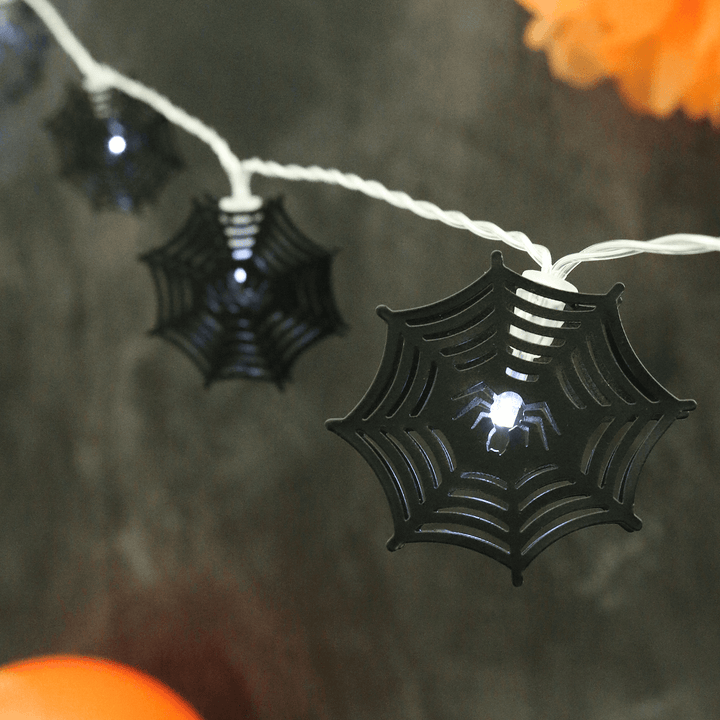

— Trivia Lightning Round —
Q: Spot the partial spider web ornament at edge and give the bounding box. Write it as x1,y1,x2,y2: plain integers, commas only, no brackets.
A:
141,196,346,388
326,251,695,585
0,0,48,104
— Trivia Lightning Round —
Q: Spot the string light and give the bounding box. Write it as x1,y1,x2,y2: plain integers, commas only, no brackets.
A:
20,0,720,284
12,0,713,581
45,83,184,211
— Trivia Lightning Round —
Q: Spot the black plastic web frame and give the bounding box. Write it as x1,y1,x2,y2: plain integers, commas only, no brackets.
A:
140,196,346,388
45,84,183,211
326,251,696,586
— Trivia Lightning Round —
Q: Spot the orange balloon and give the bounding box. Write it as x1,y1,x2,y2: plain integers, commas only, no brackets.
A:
0,655,205,720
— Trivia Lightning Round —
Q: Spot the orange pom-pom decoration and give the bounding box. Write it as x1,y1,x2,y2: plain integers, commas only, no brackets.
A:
517,0,720,124
0,655,204,720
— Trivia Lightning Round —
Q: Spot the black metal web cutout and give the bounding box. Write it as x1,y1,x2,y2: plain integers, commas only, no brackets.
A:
140,196,346,388
45,84,183,211
0,1,48,104
326,251,695,585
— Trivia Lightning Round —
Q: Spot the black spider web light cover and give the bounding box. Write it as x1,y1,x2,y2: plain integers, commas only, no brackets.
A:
46,84,183,211
326,251,695,585
140,196,345,388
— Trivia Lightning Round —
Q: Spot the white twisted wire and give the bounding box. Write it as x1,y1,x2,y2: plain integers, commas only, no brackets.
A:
21,0,96,75
24,0,550,258
241,158,553,270
552,233,720,280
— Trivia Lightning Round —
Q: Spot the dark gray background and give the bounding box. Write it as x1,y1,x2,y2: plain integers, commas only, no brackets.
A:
0,1,719,718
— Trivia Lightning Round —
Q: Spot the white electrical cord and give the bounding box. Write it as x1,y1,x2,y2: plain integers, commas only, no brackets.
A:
551,233,720,280
23,0,550,265
19,0,720,286
240,158,552,269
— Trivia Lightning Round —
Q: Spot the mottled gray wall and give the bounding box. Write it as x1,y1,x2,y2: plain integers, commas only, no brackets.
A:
0,1,719,719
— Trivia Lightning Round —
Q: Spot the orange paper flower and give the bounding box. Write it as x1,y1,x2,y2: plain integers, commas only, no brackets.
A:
517,0,720,124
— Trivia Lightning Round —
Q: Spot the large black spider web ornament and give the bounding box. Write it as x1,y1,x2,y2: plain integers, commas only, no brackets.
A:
140,196,345,388
326,251,695,585
45,84,183,211
0,1,48,105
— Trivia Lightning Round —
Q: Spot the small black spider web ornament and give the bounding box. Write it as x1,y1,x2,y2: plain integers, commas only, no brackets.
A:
326,251,695,585
45,83,183,211
140,196,346,388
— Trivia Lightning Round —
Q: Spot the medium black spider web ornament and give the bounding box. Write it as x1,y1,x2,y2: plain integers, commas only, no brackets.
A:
326,251,695,585
140,196,345,388
45,84,183,211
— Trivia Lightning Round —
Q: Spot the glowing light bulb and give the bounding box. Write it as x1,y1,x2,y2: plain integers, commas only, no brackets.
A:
232,248,253,261
233,267,247,284
489,391,523,428
107,134,126,154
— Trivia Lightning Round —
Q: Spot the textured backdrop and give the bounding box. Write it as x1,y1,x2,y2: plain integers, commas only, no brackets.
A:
0,1,719,719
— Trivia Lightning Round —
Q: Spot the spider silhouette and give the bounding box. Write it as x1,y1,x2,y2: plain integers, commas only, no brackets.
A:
453,381,560,455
